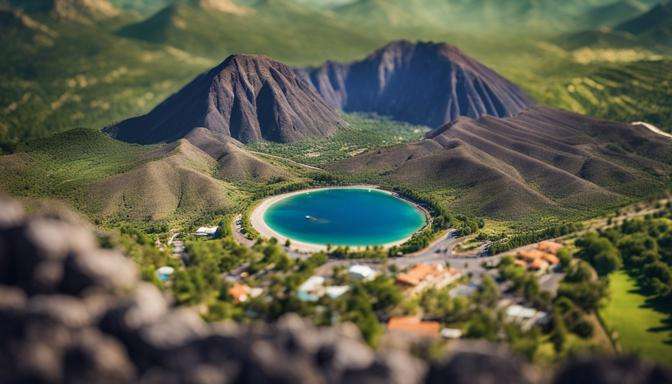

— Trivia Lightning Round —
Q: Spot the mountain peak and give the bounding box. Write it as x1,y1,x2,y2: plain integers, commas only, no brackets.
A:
296,40,534,127
106,53,345,144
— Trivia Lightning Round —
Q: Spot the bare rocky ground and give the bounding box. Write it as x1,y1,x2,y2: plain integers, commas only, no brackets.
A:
1,195,670,383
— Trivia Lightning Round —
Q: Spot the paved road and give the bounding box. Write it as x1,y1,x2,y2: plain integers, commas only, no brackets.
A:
632,121,672,140
168,232,188,264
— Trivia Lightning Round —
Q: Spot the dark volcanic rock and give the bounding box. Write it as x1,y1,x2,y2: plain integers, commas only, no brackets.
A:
554,356,672,384
105,54,346,144
295,40,534,128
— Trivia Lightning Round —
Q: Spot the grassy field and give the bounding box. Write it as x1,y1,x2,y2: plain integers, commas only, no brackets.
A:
247,114,429,166
602,271,672,365
0,128,153,197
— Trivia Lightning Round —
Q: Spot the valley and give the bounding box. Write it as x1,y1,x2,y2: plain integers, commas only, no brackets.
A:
1,0,672,380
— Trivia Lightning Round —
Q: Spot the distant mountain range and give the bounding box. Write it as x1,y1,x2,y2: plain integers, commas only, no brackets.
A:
331,0,657,32
558,0,672,50
116,0,381,64
296,40,533,128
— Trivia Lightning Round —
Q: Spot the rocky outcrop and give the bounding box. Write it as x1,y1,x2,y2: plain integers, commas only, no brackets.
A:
1,196,670,383
295,40,534,128
105,54,346,145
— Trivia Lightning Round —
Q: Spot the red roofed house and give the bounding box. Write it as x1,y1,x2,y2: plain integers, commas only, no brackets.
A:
387,316,441,338
228,283,262,303
538,241,564,255
396,263,461,294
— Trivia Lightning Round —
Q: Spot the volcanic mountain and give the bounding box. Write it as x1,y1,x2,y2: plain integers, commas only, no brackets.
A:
105,54,345,144
295,40,534,128
332,107,672,218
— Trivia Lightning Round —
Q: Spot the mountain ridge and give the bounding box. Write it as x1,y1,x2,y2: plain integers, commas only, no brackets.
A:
296,40,534,128
331,106,672,218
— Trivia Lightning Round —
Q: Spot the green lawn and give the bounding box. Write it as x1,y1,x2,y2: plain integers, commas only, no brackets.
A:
602,271,672,365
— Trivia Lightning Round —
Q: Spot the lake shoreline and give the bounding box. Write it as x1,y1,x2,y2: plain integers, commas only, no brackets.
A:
249,185,428,254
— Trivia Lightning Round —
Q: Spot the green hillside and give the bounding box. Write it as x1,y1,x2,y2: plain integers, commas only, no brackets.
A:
118,0,383,65
0,7,212,149
542,60,672,132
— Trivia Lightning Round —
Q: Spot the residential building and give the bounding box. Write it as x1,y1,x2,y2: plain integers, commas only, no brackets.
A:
348,264,377,281
505,304,549,331
538,240,564,255
387,316,441,338
195,226,219,237
297,276,350,302
396,263,461,294
229,283,262,303
516,244,561,272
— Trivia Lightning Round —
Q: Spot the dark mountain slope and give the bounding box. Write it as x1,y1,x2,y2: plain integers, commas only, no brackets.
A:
617,1,672,34
580,0,648,28
105,54,345,144
332,107,672,218
296,40,534,128
616,1,672,46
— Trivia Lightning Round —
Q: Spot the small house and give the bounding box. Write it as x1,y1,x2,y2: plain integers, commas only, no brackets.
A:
348,265,377,281
387,316,441,338
396,263,461,294
195,226,219,237
229,283,262,303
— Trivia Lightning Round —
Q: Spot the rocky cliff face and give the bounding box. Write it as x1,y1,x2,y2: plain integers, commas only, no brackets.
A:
295,40,534,128
1,196,670,383
105,54,345,144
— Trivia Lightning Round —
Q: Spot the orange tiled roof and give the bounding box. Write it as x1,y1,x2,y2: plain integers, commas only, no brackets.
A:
529,259,549,271
229,283,249,302
518,249,548,261
542,253,560,265
396,264,457,287
387,317,440,337
538,241,563,255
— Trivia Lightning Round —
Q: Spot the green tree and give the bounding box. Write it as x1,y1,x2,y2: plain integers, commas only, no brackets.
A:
643,261,672,297
576,234,621,276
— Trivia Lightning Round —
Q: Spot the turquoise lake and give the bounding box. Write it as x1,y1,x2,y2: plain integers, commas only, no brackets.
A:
263,188,426,247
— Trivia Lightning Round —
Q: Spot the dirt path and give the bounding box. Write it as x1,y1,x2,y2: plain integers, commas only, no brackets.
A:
246,150,324,171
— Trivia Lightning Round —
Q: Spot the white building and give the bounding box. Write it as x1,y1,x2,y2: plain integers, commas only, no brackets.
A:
440,328,463,339
348,265,377,281
297,276,350,302
325,286,350,299
505,305,549,331
195,226,219,237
